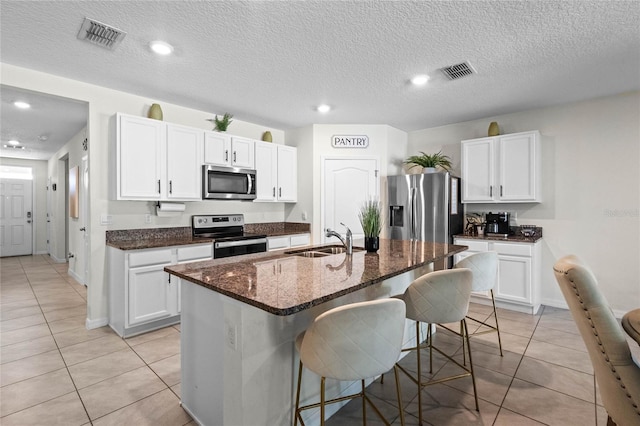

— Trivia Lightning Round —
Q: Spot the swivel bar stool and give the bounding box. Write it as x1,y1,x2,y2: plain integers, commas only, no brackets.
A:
394,268,479,424
294,298,406,426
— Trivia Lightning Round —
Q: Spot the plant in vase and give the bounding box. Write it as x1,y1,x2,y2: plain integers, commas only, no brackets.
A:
206,112,233,132
358,199,382,252
404,150,452,172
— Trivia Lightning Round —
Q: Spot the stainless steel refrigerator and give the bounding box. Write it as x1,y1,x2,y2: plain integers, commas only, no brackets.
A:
387,172,463,243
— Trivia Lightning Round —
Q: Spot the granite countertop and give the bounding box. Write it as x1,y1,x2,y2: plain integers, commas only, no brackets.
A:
106,227,213,250
105,222,310,251
454,233,543,243
245,222,310,237
165,239,467,316
455,225,543,243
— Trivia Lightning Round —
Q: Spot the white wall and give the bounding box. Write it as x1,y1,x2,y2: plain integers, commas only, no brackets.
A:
1,63,289,327
290,124,408,242
408,91,640,314
0,157,48,254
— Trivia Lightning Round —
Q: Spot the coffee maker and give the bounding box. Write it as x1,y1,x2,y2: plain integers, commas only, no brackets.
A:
485,212,511,235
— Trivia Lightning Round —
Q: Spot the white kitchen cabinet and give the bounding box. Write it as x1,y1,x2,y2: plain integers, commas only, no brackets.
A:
204,132,255,169
454,238,541,314
113,113,203,201
461,130,541,203
254,142,297,202
267,233,310,251
166,124,203,200
116,114,165,200
108,243,213,337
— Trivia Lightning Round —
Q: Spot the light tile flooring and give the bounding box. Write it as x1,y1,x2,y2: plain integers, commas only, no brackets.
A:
1,255,637,425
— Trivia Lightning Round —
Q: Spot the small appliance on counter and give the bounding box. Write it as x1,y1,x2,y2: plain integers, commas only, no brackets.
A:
485,212,511,236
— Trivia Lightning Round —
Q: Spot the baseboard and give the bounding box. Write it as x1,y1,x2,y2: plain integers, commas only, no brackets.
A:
540,298,568,311
86,317,109,330
68,269,84,285
49,254,67,263
34,250,48,255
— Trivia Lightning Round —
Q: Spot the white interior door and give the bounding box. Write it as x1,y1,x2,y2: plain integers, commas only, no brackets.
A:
322,157,379,242
0,178,34,257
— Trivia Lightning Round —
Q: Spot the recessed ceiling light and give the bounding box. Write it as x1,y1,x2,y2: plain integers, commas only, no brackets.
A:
14,101,30,109
8,140,20,146
149,40,174,55
411,74,430,86
317,104,331,113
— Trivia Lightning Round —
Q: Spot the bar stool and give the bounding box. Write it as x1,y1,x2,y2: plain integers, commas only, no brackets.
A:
294,298,406,426
455,251,503,357
394,268,479,424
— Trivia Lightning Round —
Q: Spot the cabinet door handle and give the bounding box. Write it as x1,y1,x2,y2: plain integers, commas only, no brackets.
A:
169,180,173,194
79,227,86,232
158,180,161,194
489,186,493,197
273,187,276,197
233,151,237,163
225,150,229,162
500,185,503,197
168,274,171,284
279,187,282,197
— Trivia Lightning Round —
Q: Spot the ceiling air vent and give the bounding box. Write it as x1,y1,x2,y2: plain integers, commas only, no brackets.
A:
77,18,126,50
440,62,476,80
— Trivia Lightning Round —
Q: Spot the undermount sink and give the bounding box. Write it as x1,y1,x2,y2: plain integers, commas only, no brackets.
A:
285,245,365,258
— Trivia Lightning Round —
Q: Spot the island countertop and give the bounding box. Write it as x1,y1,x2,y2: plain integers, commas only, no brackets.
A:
165,239,467,316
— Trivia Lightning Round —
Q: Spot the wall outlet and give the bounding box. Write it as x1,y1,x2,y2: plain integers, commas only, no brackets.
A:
100,214,113,225
301,211,308,221
226,323,237,351
144,213,151,224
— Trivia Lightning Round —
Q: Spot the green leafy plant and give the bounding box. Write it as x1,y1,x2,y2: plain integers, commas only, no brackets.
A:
358,199,382,238
404,150,452,171
207,113,233,132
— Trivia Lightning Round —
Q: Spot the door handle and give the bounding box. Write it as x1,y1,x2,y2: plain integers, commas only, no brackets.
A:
169,180,173,194
279,187,282,197
80,227,86,231
27,220,32,224
157,180,161,194
233,151,237,163
225,150,229,162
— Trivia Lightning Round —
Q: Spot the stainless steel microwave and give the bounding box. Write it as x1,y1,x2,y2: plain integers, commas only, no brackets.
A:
202,165,257,200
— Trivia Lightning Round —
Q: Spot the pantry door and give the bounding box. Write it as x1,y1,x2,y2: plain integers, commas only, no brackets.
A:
322,157,379,242
0,178,33,257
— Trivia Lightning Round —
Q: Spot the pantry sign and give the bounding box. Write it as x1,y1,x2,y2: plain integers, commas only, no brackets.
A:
331,135,369,148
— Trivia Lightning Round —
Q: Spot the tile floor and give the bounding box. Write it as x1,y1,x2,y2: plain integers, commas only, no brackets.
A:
1,255,637,425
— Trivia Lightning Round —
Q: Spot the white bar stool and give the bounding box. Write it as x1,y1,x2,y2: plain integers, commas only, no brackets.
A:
454,251,502,357
394,268,479,424
293,298,406,426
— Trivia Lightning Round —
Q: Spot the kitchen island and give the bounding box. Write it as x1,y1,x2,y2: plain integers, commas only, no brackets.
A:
165,239,467,426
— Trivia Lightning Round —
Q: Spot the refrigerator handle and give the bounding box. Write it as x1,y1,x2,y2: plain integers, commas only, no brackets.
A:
410,187,416,240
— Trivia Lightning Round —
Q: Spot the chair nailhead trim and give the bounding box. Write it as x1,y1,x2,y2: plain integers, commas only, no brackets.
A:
566,276,640,417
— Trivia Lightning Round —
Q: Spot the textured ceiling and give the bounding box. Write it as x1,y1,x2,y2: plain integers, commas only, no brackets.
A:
1,1,639,160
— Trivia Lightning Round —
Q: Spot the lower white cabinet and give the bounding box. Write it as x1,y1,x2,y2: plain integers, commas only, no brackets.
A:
109,243,212,337
454,238,541,314
267,233,310,251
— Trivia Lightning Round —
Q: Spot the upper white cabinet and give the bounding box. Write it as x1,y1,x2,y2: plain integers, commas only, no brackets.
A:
254,141,297,202
166,124,203,200
204,132,254,169
114,113,202,201
461,130,541,203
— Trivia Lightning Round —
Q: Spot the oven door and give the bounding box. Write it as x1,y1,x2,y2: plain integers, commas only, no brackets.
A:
214,238,267,259
203,165,256,200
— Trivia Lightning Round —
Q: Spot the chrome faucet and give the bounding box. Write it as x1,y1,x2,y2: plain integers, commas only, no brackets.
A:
325,222,353,255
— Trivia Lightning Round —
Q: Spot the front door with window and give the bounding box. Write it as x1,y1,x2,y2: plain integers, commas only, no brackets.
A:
0,178,33,257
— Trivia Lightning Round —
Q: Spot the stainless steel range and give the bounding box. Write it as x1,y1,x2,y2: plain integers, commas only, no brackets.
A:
192,214,267,259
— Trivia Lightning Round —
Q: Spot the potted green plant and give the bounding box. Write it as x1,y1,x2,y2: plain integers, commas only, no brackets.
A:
358,199,382,252
404,150,452,172
206,113,233,132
